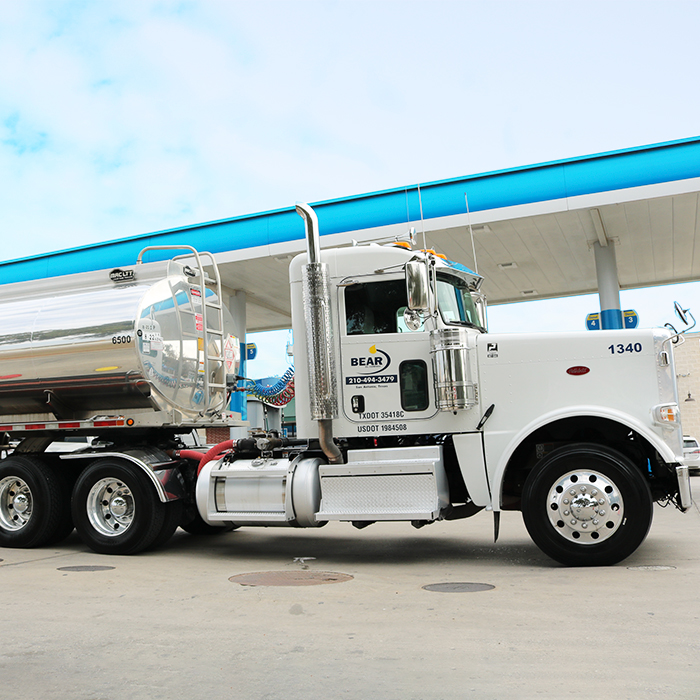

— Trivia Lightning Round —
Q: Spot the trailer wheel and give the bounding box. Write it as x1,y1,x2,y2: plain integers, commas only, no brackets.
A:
0,456,72,548
521,443,653,566
71,459,166,555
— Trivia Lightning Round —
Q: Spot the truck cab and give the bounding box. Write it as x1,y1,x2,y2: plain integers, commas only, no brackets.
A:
291,244,487,442
282,212,691,565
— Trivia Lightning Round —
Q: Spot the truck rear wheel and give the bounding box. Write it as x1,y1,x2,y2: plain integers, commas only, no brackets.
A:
71,459,166,555
521,443,653,566
180,506,237,535
149,499,184,549
0,456,73,548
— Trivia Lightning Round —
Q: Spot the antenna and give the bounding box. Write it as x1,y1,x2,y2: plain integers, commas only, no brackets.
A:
464,192,479,275
417,184,427,251
404,188,418,245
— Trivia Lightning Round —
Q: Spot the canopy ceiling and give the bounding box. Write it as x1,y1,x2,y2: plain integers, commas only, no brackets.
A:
3,136,700,332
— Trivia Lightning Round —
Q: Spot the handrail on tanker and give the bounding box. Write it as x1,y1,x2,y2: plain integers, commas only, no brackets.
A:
136,245,227,417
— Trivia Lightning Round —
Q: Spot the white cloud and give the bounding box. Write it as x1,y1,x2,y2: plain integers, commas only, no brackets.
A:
0,0,698,293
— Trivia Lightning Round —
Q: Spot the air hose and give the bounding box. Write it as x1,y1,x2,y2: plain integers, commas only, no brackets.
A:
170,440,237,476
243,366,295,406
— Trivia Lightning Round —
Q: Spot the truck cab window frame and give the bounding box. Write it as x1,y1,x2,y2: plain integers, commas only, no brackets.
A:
345,278,416,335
435,273,484,331
399,359,429,411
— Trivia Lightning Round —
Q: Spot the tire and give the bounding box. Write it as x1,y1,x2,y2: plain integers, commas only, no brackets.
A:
180,506,237,536
43,468,75,546
71,459,166,555
521,443,653,567
0,456,72,548
149,499,184,550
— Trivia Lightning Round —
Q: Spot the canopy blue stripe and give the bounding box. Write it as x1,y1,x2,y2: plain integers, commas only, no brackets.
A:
3,136,700,284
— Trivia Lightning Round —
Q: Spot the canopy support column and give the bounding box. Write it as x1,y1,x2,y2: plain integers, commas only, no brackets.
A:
590,208,622,330
223,288,248,438
593,241,623,330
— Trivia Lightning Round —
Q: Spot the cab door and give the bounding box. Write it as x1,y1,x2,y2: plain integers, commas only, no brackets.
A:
338,276,437,437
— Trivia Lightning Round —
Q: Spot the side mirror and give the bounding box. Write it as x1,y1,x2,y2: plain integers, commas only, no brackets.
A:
673,301,696,333
674,301,689,326
406,260,430,311
472,293,488,331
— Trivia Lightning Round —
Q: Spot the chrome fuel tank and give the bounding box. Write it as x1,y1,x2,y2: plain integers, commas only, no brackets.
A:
0,257,239,420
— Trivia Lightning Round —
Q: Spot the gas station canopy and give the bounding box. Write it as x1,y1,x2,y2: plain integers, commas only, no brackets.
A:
3,136,700,332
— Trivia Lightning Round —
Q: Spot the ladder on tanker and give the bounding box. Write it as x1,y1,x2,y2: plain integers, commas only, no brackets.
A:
137,245,229,417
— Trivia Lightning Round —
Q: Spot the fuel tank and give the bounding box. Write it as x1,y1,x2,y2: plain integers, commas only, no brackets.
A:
0,256,239,419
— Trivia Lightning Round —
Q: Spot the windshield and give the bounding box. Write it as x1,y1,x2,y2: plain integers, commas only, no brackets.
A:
436,274,483,330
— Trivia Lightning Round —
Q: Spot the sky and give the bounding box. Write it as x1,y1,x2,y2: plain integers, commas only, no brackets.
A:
2,0,700,378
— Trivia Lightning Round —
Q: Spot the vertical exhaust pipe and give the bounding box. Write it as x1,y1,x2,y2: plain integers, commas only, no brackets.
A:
295,203,343,464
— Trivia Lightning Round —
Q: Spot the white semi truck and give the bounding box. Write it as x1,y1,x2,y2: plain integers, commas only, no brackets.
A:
0,206,693,565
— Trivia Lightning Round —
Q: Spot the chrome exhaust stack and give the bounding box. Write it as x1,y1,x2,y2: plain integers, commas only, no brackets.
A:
295,203,343,464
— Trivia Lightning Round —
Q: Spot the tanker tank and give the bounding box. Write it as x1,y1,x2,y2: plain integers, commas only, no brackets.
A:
0,257,240,422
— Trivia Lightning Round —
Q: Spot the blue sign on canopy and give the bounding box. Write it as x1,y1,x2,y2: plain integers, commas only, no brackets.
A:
586,313,601,331
623,309,639,329
586,310,639,330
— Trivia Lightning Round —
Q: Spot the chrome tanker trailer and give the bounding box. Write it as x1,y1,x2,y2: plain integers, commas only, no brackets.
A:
0,246,244,554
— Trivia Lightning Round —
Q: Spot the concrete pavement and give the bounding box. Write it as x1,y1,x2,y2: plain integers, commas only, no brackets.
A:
1,479,699,700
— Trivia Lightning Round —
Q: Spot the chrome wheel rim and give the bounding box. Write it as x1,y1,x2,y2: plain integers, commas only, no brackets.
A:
547,470,624,544
0,476,33,531
87,478,135,537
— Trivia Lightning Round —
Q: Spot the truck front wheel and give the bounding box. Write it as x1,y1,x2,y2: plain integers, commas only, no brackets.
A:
521,443,653,566
71,459,166,555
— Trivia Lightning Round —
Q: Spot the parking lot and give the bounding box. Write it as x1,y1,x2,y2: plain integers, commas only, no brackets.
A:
1,479,699,700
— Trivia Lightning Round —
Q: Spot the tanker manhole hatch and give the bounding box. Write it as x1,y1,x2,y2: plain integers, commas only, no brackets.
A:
57,565,116,572
229,571,354,587
422,582,495,593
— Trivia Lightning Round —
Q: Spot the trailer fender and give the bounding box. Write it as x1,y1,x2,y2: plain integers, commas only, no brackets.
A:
60,451,185,503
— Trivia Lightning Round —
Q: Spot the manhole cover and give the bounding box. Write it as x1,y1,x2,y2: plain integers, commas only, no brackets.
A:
57,565,116,572
229,571,353,587
627,565,676,571
422,582,495,593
